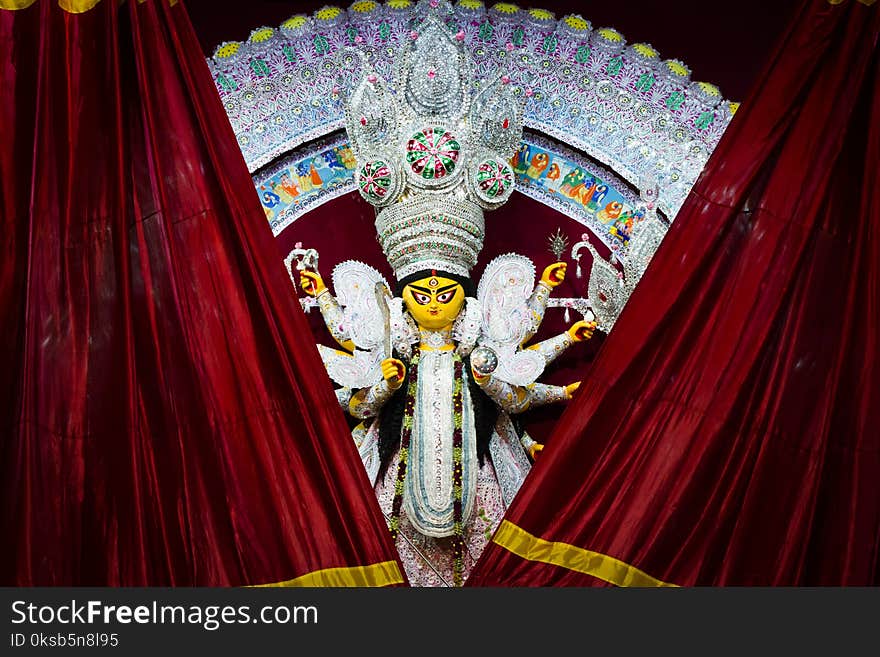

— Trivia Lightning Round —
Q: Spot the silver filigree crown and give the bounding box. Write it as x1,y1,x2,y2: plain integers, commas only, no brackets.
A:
344,12,523,280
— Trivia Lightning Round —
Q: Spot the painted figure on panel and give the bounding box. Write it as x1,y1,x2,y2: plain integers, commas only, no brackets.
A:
513,142,531,174
597,200,624,223
559,166,586,196
545,160,562,189
278,171,300,199
525,151,550,179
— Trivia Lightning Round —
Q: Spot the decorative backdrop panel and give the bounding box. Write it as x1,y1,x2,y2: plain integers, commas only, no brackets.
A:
209,0,737,221
256,130,651,262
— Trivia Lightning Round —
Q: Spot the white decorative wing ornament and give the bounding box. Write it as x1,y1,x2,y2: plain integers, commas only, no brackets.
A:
315,260,394,389
317,345,385,390
476,253,545,386
332,260,392,351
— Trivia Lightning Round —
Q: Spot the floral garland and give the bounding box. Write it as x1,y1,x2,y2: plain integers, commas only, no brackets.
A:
388,352,466,586
389,355,419,541
450,356,465,586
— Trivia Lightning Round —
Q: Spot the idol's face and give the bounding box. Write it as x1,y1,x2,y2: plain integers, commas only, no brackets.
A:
402,275,465,330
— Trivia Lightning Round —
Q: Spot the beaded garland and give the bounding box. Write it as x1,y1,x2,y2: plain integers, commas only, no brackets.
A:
387,353,467,586
388,355,419,540
450,355,465,586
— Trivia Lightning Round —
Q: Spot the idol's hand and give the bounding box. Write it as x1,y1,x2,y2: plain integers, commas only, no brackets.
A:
381,358,406,390
471,367,491,386
528,443,544,460
540,262,567,288
564,381,581,399
299,269,327,297
567,320,598,342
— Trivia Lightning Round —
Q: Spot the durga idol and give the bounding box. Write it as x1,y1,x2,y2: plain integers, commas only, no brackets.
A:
297,14,595,586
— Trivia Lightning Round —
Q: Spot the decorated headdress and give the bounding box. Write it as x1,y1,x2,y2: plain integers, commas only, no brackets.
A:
344,10,523,281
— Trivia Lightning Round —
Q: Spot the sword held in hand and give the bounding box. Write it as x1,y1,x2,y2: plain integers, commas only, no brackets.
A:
374,280,395,362
374,281,405,382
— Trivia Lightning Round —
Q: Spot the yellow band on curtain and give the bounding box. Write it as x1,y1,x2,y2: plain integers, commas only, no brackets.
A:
0,0,38,9
0,0,179,11
492,520,678,587
249,560,405,588
828,0,877,5
58,0,102,12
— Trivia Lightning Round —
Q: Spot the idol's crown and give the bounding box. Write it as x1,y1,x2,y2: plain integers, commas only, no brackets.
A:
344,10,523,280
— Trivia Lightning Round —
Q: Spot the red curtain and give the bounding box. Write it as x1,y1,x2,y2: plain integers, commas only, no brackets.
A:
468,0,879,587
0,0,402,586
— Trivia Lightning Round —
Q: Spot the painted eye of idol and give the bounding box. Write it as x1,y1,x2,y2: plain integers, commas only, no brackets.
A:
413,291,432,305
436,289,456,304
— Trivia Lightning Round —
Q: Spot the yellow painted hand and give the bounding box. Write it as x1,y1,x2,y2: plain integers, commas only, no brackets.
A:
564,381,581,399
528,443,544,460
540,262,567,288
299,269,327,297
471,366,491,385
381,358,406,390
567,319,598,342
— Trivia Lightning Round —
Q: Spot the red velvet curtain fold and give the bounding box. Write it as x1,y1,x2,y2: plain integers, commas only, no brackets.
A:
0,0,401,586
468,0,879,586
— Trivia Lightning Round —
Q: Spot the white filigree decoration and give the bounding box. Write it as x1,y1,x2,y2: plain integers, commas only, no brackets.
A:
476,253,545,385
345,59,399,159
387,296,419,361
469,74,522,157
331,260,392,350
317,344,384,389
401,18,469,121
491,349,546,387
477,253,536,347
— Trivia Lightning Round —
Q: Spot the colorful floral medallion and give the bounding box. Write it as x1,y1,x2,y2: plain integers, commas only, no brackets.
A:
474,158,513,200
358,160,392,201
406,127,461,180
356,156,401,207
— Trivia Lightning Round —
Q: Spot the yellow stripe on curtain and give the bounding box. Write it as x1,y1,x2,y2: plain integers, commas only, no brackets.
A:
0,0,38,9
492,520,678,587
0,0,179,10
249,560,405,588
58,0,101,12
